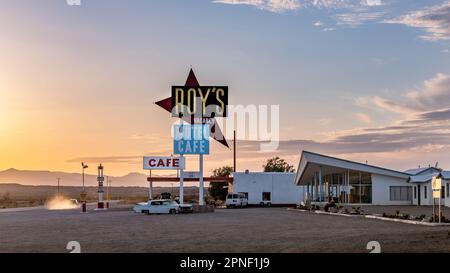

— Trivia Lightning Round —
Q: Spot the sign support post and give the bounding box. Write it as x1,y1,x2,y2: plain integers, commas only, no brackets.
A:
149,169,153,200
199,154,204,206
180,155,184,205
433,198,435,223
432,176,442,223
439,194,441,224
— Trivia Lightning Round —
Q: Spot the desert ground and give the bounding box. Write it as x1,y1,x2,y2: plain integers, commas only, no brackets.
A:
1,206,450,253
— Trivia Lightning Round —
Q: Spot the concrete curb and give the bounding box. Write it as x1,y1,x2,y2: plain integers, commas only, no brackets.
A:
365,215,450,226
287,208,309,212
287,208,363,217
315,211,363,217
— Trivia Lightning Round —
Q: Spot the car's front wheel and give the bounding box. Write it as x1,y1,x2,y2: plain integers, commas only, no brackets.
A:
142,210,149,215
170,209,176,215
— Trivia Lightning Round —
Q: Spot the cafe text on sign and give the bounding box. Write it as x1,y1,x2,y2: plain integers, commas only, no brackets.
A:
174,124,210,155
143,156,185,170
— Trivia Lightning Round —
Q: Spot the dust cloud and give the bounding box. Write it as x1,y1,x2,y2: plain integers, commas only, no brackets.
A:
46,195,79,210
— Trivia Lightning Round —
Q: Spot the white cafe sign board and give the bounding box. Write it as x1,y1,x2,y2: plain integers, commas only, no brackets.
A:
432,177,442,198
143,156,185,170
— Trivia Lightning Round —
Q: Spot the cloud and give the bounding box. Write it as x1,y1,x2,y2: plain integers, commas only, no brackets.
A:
371,96,418,114
384,1,450,41
336,11,386,26
212,0,383,13
130,133,164,144
236,104,450,157
405,73,450,109
354,95,417,114
356,73,450,116
273,73,450,158
414,108,450,123
213,0,390,31
212,0,300,12
305,0,382,9
354,113,372,123
67,156,141,164
305,0,354,9
313,20,324,26
361,0,383,7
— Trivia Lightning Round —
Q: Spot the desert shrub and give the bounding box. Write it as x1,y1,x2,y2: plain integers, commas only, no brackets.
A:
0,193,16,208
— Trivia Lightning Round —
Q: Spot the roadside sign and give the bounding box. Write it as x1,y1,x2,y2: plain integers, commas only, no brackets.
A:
432,177,442,190
432,177,442,198
171,86,228,118
174,124,210,155
143,156,185,170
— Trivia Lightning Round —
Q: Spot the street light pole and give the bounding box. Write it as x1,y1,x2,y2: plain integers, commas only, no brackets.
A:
81,162,88,213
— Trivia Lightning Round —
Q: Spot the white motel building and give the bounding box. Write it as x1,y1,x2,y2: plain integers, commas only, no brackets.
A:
232,172,302,206
232,151,450,208
294,151,450,208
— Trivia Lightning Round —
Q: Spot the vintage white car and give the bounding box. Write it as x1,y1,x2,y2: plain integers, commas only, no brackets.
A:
133,199,180,215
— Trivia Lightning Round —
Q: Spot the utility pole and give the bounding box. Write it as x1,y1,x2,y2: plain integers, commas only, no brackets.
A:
57,178,61,195
233,130,237,173
106,176,110,209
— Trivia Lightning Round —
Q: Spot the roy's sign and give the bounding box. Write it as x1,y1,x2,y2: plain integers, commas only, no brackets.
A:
172,86,228,118
143,156,185,170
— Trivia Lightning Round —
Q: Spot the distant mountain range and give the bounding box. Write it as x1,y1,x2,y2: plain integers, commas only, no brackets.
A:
0,168,179,187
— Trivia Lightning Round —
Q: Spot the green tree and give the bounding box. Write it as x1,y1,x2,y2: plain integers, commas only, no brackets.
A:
209,166,233,201
263,157,295,173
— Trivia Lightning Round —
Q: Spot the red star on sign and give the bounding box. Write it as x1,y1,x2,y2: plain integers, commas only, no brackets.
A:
155,69,230,149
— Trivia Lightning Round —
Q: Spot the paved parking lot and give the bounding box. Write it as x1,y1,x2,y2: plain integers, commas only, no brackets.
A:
1,207,450,253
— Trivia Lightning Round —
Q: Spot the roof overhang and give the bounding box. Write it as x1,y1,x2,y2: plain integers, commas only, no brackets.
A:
295,151,410,185
409,171,450,183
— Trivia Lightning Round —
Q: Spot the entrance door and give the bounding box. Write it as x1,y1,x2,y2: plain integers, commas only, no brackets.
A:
417,185,421,206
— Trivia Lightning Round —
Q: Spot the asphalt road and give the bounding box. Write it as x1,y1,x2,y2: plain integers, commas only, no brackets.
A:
1,207,450,253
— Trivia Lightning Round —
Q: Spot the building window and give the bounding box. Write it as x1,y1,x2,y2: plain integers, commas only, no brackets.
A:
262,192,271,201
424,186,428,199
447,183,449,198
442,186,445,199
390,186,412,201
414,187,417,199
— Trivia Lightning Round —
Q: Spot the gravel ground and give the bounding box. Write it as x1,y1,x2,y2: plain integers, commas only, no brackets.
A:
1,207,450,253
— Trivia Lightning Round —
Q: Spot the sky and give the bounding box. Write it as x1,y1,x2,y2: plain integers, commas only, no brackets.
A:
0,0,450,179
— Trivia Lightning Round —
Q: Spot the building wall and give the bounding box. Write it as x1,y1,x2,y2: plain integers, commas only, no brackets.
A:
445,181,450,208
372,174,411,205
412,181,449,207
233,172,304,205
412,184,419,206
420,182,431,206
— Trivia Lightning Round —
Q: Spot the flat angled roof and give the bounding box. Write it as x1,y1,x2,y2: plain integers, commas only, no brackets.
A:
405,167,441,175
295,151,410,185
